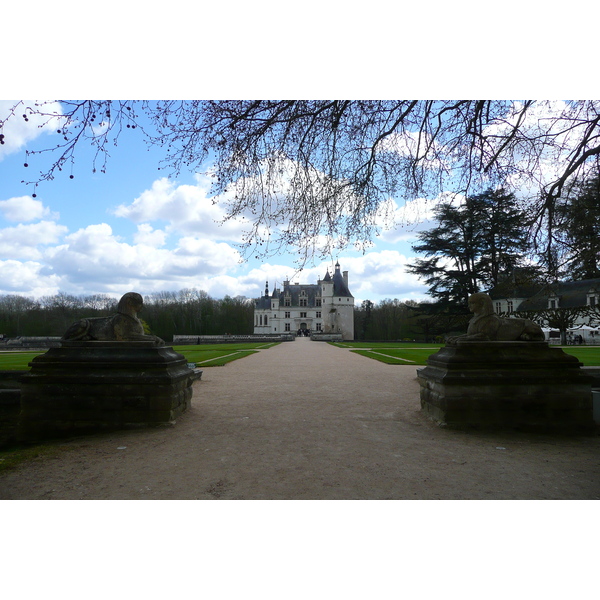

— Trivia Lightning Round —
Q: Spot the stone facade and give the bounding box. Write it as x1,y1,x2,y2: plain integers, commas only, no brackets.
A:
254,262,354,341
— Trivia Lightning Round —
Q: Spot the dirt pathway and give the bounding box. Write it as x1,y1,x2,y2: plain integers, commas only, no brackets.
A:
1,337,599,499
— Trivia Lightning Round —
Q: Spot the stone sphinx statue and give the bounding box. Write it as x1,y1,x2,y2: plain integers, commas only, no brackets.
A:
447,293,545,345
62,292,165,346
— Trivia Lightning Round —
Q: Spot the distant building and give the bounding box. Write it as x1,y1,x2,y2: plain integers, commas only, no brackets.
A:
254,262,354,340
489,277,600,316
488,277,600,343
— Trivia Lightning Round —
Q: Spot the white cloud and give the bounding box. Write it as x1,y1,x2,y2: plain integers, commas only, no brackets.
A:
377,191,464,244
339,252,428,302
43,223,242,291
0,100,64,160
0,196,56,222
113,176,249,241
133,224,167,247
0,221,68,259
0,259,63,296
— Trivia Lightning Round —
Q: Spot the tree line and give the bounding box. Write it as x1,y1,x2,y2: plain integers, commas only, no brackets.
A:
0,290,254,341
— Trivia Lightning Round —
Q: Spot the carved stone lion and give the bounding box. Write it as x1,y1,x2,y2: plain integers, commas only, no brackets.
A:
62,292,165,346
447,293,545,345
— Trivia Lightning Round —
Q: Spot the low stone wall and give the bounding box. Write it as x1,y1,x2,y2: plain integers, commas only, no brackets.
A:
173,334,295,344
1,337,61,349
310,333,344,342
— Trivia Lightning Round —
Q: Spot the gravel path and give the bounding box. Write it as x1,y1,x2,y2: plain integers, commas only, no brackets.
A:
1,337,599,499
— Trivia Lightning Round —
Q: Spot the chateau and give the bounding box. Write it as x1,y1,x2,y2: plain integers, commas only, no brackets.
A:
254,262,355,340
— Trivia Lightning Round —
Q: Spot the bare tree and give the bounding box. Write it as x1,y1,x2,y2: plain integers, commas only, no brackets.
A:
3,100,600,264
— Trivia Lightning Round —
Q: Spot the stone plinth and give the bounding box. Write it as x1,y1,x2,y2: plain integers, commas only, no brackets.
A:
418,341,595,433
18,341,194,442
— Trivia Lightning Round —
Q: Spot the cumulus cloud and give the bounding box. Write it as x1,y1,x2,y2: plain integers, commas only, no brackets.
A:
0,221,68,260
0,259,63,296
377,191,464,244
113,176,249,241
0,100,64,160
133,224,167,247
0,196,56,222
337,252,428,302
44,223,242,291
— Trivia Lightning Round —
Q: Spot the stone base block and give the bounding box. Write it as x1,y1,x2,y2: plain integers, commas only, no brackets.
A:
18,342,194,442
418,341,595,433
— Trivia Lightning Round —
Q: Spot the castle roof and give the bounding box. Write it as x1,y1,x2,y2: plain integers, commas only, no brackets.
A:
254,263,353,306
516,278,600,311
331,265,352,298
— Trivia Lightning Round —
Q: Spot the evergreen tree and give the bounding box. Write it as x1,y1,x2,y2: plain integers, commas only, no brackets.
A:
407,189,532,308
556,174,600,279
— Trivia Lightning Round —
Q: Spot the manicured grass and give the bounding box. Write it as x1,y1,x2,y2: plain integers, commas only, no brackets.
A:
333,342,600,367
0,343,278,370
331,341,441,350
173,342,277,367
175,349,259,366
560,347,600,366
173,342,279,352
0,352,45,370
350,347,441,365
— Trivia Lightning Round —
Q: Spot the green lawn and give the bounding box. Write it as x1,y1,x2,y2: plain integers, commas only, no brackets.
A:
0,342,279,370
0,352,45,370
173,342,278,367
559,347,600,366
331,341,600,366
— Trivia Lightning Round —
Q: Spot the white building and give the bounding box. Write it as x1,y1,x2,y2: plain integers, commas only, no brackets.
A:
488,277,600,344
254,262,355,340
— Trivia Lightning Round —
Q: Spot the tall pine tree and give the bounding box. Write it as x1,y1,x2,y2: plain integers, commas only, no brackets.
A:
408,189,532,309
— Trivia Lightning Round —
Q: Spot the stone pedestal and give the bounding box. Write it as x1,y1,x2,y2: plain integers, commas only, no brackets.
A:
418,341,595,433
18,342,194,442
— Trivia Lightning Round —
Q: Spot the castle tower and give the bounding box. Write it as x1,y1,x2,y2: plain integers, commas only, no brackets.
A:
321,262,354,340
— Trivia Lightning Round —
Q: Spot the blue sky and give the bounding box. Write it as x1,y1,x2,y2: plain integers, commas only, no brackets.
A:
0,100,439,304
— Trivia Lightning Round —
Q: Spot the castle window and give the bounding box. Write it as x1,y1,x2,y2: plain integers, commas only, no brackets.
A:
507,301,513,314
316,323,322,331
300,312,307,318
285,323,291,331
260,315,262,325
550,299,557,309
264,316,268,325
590,296,597,308
285,297,291,307
495,302,502,314
299,298,307,307
316,311,321,318
316,298,321,307
285,311,290,318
